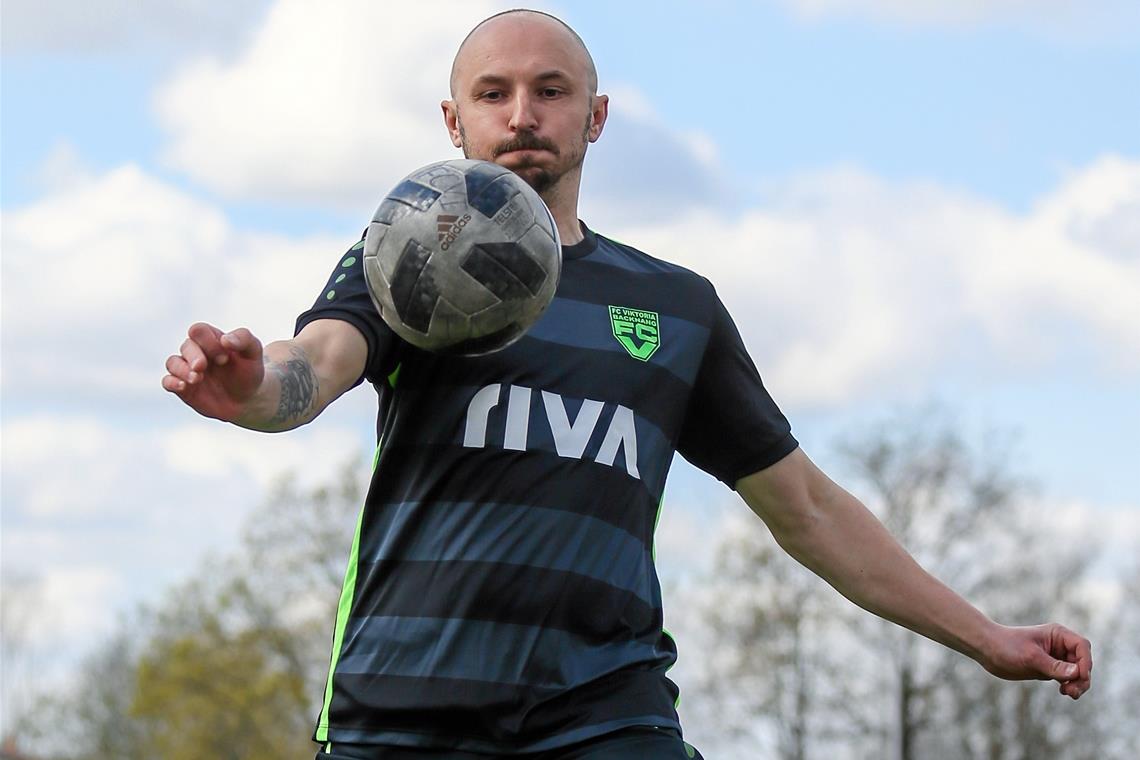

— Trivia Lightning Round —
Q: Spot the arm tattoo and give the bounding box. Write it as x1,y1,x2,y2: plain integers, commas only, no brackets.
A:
267,345,319,426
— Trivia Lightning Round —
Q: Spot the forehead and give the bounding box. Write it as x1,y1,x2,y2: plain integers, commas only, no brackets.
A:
453,14,591,90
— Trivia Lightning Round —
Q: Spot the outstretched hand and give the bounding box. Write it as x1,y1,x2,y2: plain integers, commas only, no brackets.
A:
162,322,265,422
983,623,1092,699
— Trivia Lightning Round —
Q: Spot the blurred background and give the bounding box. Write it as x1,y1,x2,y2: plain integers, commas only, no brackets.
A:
2,1,1137,757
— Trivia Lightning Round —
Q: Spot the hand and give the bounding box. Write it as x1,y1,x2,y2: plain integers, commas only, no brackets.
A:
982,623,1092,699
162,322,265,422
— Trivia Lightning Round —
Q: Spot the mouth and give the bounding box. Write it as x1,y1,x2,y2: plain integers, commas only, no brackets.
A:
494,150,552,171
498,148,548,159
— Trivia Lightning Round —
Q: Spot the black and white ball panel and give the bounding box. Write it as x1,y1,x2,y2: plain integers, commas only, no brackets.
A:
363,159,561,355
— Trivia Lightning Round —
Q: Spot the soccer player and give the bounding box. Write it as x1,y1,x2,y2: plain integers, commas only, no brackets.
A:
162,9,1093,759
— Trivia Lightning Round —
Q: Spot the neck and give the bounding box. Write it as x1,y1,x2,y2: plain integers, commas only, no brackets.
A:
551,208,583,246
539,170,584,246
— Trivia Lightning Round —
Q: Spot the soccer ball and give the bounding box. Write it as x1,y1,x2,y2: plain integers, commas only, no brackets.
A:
362,159,562,355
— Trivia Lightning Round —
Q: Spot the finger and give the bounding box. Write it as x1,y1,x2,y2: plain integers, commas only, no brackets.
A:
165,355,199,384
1074,636,1092,681
188,322,228,365
1036,649,1079,682
1052,625,1093,682
180,337,210,373
1061,678,1088,699
162,374,187,393
220,327,262,360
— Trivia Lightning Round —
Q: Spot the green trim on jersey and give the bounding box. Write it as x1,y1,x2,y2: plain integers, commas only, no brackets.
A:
316,444,380,742
387,363,401,389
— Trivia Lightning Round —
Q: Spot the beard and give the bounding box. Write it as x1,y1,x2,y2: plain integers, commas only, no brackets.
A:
457,114,591,194
486,130,561,192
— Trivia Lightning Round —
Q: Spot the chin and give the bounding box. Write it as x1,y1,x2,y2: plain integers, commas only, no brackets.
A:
488,158,551,190
524,172,555,194
509,165,555,193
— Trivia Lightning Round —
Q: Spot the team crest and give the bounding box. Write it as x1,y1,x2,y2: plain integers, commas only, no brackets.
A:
609,306,660,361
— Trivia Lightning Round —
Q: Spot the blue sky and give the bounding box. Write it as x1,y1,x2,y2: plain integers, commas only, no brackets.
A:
2,0,1138,714
581,2,1140,210
6,2,1139,212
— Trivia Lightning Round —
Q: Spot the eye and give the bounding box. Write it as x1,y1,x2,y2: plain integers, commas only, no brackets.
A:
480,90,504,102
540,87,563,98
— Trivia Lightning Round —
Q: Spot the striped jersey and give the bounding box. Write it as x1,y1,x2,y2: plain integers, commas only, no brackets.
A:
295,224,797,753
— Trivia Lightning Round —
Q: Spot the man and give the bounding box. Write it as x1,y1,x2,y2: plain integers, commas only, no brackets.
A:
162,9,1092,759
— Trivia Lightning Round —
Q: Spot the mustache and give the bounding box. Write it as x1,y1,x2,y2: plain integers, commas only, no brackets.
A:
493,132,559,157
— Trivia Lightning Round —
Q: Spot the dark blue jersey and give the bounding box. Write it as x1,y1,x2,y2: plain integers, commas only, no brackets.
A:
296,224,797,753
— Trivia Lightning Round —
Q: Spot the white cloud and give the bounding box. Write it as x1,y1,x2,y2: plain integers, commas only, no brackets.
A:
4,133,1135,417
1,411,365,520
0,0,270,56
1038,155,1140,262
153,0,499,210
159,419,364,492
582,86,731,225
2,418,131,517
0,158,346,402
1048,498,1140,581
1,155,378,667
1,407,373,662
775,0,1140,39
39,567,125,641
606,156,1140,407
0,567,124,691
150,0,729,217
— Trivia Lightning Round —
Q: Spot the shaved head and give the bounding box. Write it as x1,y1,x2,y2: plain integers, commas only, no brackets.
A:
449,9,598,97
440,6,609,230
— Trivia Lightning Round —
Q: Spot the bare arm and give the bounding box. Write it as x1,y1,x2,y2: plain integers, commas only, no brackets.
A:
162,319,368,432
736,447,1092,698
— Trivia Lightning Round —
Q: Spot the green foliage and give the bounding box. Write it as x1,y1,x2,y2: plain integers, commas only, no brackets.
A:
130,616,310,760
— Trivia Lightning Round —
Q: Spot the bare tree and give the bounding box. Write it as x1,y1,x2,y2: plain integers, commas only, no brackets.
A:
691,410,1119,760
694,523,841,759
1,572,42,751
831,416,1033,760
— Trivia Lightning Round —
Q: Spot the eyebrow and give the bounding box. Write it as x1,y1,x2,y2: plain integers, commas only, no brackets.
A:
469,70,573,90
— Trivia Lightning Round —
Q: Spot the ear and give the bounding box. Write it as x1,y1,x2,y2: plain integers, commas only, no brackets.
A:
441,100,463,148
587,94,609,143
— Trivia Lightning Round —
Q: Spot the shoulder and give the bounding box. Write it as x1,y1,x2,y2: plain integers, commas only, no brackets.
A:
590,230,717,300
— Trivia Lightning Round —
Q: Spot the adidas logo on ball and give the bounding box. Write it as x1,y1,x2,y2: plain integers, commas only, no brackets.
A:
437,213,472,250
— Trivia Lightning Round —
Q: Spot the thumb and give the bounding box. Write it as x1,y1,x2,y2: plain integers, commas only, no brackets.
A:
221,328,262,360
1042,654,1078,681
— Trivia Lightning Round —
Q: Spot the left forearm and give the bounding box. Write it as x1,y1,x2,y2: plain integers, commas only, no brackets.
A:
789,486,995,662
738,448,1093,696
739,450,998,665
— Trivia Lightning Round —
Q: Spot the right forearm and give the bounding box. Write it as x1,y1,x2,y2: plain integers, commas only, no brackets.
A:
235,342,322,432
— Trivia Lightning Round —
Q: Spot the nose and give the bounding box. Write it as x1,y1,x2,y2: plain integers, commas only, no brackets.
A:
508,90,539,132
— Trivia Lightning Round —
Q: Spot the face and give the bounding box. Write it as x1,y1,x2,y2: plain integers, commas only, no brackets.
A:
443,14,608,196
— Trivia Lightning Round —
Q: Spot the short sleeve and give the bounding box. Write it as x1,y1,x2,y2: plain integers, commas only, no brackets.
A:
675,285,798,486
294,234,403,387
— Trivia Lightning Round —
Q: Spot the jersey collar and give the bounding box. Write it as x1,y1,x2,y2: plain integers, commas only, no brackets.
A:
562,221,598,261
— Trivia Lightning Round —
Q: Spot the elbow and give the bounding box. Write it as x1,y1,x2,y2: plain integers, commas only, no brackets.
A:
765,500,827,563
737,447,838,562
